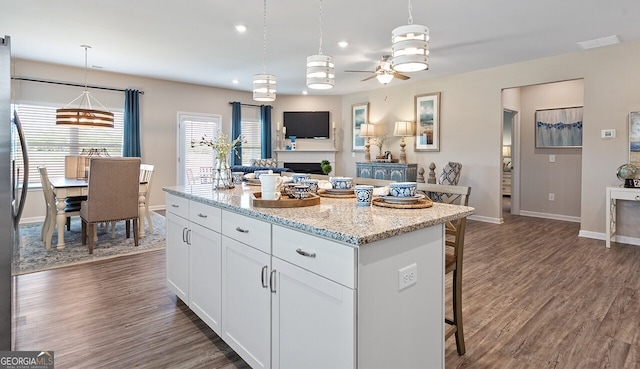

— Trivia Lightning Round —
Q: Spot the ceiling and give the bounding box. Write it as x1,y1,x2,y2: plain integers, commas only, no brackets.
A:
3,0,640,97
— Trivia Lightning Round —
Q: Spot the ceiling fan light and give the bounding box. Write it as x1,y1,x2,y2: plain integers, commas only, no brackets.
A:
253,73,276,102
376,73,394,85
391,24,429,73
306,54,335,89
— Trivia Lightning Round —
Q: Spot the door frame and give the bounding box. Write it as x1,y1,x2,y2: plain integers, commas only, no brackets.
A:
176,112,221,186
503,106,520,216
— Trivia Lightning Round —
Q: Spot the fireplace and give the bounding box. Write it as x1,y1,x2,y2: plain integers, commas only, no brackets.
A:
284,162,324,175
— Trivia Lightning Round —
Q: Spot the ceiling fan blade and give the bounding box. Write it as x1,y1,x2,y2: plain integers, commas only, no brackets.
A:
345,70,375,73
393,72,410,80
361,74,378,82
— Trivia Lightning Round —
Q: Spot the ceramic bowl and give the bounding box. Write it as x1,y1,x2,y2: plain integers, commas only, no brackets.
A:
254,169,273,179
354,185,374,206
292,173,311,183
389,182,417,197
330,176,353,190
301,179,319,193
282,183,298,198
293,185,311,199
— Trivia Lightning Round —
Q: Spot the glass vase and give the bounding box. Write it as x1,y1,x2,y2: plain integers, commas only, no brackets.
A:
213,156,233,189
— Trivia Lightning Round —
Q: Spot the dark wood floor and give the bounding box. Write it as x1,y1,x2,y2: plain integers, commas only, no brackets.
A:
13,207,640,368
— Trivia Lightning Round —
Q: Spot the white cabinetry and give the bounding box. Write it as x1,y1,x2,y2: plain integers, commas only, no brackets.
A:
165,193,222,334
221,211,272,369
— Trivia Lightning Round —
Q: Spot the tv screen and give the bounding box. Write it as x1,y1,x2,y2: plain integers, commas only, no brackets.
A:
283,111,330,139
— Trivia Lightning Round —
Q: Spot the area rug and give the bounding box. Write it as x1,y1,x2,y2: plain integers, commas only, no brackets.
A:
14,212,166,275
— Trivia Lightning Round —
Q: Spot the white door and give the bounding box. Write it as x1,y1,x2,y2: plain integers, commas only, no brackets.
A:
177,112,221,185
166,212,189,302
221,236,271,369
271,258,355,369
189,222,222,335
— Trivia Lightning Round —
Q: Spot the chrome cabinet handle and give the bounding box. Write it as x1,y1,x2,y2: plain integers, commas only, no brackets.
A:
171,203,179,208
261,266,268,288
235,227,249,233
635,195,640,201
182,227,187,243
296,248,316,258
197,213,208,218
186,229,191,245
270,269,277,293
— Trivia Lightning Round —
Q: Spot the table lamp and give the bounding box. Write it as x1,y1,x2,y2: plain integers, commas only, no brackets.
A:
394,121,414,163
359,123,376,162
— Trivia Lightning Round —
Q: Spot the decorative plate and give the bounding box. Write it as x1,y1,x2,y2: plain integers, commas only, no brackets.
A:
378,194,425,205
324,188,355,195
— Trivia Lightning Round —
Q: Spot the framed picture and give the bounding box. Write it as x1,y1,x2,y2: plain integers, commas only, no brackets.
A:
352,102,369,151
630,111,640,168
415,92,440,151
535,106,583,148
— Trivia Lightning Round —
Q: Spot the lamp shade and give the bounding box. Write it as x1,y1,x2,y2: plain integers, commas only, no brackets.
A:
394,121,414,136
253,74,276,102
306,54,335,89
376,72,394,85
359,123,376,137
56,108,114,128
391,24,430,73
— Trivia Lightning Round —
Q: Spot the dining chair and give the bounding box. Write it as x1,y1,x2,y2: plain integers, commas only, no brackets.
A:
417,182,471,355
80,157,141,254
139,164,155,233
200,166,213,184
38,166,80,250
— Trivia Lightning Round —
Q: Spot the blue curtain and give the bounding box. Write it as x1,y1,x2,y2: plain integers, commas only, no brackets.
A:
231,102,242,166
123,89,141,157
260,105,272,159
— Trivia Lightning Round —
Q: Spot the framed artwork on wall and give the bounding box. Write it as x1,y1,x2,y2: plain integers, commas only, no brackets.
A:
352,102,369,151
415,92,440,151
630,111,640,168
535,106,583,148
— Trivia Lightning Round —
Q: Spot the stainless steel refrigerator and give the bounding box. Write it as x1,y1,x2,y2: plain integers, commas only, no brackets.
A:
1,35,25,351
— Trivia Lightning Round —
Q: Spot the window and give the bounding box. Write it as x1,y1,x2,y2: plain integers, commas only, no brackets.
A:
241,118,261,165
13,103,124,187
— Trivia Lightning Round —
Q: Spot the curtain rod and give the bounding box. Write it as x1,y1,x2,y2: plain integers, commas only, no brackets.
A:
12,76,145,95
228,101,271,108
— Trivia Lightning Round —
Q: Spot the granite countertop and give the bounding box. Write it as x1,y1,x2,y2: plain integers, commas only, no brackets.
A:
163,184,474,247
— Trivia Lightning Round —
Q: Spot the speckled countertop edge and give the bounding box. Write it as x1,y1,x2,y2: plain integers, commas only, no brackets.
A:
163,184,474,247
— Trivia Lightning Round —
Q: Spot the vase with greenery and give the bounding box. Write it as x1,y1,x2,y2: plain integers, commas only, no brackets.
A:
207,130,243,189
320,160,332,175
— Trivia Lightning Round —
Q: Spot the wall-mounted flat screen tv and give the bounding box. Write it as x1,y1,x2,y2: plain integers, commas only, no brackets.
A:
283,111,330,139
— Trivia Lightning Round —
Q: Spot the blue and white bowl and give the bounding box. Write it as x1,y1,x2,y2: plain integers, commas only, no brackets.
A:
292,173,311,183
330,176,353,190
301,179,319,193
389,182,417,197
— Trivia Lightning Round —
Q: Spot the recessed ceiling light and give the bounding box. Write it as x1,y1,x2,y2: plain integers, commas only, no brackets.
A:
302,90,308,95
235,24,247,33
232,79,239,84
338,41,349,48
577,35,620,50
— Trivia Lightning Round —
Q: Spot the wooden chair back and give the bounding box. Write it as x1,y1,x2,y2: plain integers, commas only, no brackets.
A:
140,164,155,232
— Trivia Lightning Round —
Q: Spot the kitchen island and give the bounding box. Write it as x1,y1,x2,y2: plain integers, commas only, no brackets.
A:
163,184,474,369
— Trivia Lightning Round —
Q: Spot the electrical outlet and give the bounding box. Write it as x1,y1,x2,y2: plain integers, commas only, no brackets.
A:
398,263,418,291
549,155,556,163
549,193,555,201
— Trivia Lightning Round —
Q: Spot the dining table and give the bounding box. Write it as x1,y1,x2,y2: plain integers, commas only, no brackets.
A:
49,177,148,250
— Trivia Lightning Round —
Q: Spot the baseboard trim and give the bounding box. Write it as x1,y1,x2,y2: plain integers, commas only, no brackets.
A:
519,210,580,223
579,230,640,246
468,215,502,224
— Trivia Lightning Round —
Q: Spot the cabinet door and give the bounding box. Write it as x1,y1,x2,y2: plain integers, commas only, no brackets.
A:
166,213,189,302
222,236,272,369
189,222,222,335
373,167,389,180
389,168,405,181
272,258,355,369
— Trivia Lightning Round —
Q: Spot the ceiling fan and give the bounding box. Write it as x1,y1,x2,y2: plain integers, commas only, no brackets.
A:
345,55,410,85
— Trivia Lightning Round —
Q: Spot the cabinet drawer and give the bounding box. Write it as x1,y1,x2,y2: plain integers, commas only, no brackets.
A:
273,225,356,288
189,201,222,232
166,193,189,219
222,210,271,253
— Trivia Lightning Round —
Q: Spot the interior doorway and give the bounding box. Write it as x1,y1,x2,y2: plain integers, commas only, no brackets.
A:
502,109,516,216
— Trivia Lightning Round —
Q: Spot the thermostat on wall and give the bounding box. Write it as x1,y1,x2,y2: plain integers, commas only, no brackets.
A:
601,129,616,139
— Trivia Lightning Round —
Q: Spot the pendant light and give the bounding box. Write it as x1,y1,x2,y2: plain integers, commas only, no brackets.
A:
391,0,429,73
253,0,276,102
56,45,114,128
306,0,334,89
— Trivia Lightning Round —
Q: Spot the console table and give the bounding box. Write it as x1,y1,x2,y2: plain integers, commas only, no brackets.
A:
606,186,640,248
356,162,417,182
